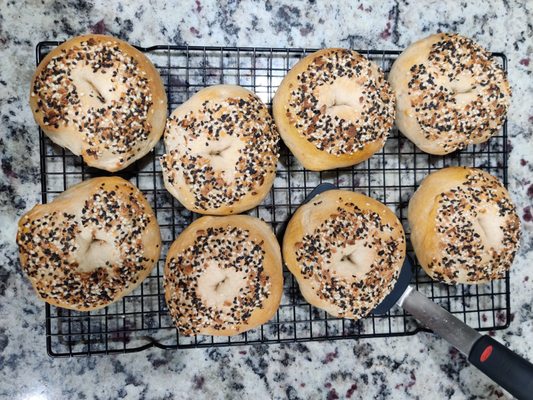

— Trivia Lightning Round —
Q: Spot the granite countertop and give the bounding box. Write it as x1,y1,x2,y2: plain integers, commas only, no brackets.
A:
1,1,532,399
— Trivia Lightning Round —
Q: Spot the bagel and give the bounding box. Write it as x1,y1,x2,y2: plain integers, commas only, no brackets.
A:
283,190,406,319
273,48,395,171
16,177,161,311
389,33,511,155
164,215,283,336
161,85,279,215
408,167,521,284
30,34,167,172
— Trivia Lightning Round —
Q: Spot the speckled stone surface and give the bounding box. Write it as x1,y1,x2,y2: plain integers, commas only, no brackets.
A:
1,1,532,399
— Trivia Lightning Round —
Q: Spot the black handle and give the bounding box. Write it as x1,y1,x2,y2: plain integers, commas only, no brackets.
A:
468,335,533,400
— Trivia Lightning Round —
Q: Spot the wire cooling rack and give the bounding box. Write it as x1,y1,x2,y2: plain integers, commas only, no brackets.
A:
35,42,510,357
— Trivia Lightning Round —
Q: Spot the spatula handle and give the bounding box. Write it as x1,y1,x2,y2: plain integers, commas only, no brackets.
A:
399,287,533,400
468,335,533,400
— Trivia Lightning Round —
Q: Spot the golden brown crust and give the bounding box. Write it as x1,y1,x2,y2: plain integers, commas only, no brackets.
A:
408,167,521,284
273,48,395,171
30,34,167,172
389,33,511,155
283,190,405,319
164,215,283,336
161,85,279,215
16,177,161,311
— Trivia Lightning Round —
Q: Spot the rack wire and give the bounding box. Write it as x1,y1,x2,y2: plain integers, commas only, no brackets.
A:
35,42,510,357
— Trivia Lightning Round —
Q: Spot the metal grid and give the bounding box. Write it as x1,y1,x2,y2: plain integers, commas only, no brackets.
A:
35,42,511,357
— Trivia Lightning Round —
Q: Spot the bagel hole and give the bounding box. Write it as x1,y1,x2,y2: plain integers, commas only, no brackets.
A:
342,251,371,274
450,86,473,95
331,99,351,108
476,212,504,251
449,73,475,95
327,95,359,111
340,254,355,264
84,237,115,260
76,235,117,272
209,145,230,157
333,243,374,278
215,276,228,290
85,78,106,103
197,263,248,308
88,237,106,251
316,77,363,120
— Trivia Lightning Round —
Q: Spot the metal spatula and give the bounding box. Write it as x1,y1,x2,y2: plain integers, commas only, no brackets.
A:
300,183,533,400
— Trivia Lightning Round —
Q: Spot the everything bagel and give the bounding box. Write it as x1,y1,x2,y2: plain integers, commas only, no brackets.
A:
161,85,279,215
30,34,167,171
164,215,283,336
389,33,511,155
16,177,161,311
283,190,405,319
408,167,521,284
273,48,395,171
